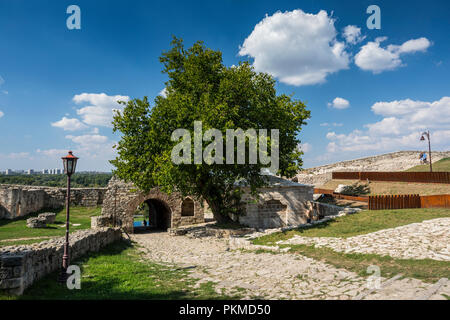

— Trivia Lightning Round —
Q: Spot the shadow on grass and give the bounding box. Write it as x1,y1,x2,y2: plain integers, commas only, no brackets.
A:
318,195,368,209
16,241,199,300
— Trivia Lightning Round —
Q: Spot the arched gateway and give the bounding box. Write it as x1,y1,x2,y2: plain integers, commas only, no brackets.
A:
93,175,318,232
96,177,204,233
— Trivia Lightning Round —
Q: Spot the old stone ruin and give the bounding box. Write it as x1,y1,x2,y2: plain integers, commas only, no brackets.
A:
26,212,56,228
95,175,349,233
0,184,106,220
0,228,122,295
0,174,358,296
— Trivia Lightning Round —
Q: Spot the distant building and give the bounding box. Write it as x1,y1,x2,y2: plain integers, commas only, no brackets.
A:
27,169,34,175
5,169,12,175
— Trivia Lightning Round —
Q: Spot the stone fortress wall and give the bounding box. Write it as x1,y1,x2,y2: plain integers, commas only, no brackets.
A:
0,184,106,220
98,176,205,233
0,228,123,295
238,177,315,228
98,175,332,231
294,150,450,186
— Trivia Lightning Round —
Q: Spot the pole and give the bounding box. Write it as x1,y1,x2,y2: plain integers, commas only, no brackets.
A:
59,174,71,282
428,131,432,172
113,186,117,227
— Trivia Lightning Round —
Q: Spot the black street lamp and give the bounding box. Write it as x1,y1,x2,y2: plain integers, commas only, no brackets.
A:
420,131,432,172
58,151,79,283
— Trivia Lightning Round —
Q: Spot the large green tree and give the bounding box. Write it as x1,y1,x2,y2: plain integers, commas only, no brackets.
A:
111,37,310,223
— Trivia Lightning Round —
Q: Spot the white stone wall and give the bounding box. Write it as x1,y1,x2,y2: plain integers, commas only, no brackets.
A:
0,184,107,220
0,228,123,295
99,177,204,233
239,184,314,229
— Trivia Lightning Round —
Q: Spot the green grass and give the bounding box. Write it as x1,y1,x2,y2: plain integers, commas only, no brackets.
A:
405,157,450,172
285,244,449,284
253,208,450,244
241,243,450,284
0,206,101,242
251,208,450,285
0,238,54,247
0,241,239,300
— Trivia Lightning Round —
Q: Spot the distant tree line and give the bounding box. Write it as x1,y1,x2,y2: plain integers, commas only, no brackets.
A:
0,173,113,188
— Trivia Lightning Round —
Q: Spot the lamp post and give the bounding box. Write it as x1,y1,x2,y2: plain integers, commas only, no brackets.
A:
420,131,432,172
58,151,79,283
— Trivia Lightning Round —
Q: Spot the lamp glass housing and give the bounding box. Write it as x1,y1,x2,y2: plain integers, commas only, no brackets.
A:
62,151,78,176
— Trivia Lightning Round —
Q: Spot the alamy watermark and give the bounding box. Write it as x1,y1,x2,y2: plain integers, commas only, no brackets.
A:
171,121,279,174
66,265,81,290
66,5,81,30
366,265,381,289
366,5,381,30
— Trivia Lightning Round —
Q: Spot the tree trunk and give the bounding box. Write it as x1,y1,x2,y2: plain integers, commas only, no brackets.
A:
205,198,233,224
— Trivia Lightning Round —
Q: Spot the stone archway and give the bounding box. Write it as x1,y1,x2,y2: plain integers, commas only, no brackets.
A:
97,177,205,233
124,188,177,232
146,199,172,230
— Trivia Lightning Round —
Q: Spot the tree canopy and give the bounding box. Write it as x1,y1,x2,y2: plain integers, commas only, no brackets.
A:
111,37,310,222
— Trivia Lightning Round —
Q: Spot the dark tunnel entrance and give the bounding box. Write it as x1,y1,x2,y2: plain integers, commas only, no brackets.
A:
133,199,172,232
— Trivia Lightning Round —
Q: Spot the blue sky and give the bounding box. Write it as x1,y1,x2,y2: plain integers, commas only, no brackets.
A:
0,0,449,171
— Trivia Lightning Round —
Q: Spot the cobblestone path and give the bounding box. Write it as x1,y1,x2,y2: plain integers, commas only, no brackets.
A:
278,218,450,261
131,224,449,300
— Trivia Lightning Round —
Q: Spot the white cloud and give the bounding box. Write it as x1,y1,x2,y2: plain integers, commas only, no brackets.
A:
36,133,117,170
328,97,350,109
0,110,3,118
326,97,450,153
299,142,312,153
343,25,365,44
62,134,118,167
51,117,88,131
159,88,167,98
371,98,429,117
392,37,431,54
36,149,68,158
65,134,109,148
320,122,343,127
0,152,30,160
239,9,350,86
73,93,129,127
355,37,431,73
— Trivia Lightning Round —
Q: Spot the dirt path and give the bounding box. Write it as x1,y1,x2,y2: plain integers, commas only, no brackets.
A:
0,236,55,242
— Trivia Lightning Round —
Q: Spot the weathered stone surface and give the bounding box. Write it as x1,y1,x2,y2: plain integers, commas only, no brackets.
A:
0,228,123,295
168,224,256,238
279,217,450,261
26,217,47,228
38,212,56,224
238,176,316,229
99,176,321,232
0,184,106,220
98,177,204,233
132,228,450,300
334,184,347,193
